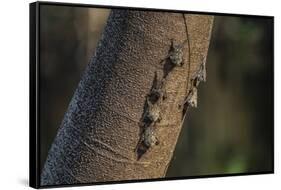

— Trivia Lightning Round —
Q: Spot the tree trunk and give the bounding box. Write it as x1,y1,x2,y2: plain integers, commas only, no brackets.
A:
41,9,214,185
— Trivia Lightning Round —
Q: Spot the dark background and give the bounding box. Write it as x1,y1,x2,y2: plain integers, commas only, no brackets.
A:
39,5,273,178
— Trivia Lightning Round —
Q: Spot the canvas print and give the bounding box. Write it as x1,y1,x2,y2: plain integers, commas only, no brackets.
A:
29,2,274,188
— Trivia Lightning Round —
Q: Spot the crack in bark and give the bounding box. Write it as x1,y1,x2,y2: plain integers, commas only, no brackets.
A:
82,141,149,165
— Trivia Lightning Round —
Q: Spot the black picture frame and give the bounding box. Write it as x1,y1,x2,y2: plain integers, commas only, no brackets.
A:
30,1,274,189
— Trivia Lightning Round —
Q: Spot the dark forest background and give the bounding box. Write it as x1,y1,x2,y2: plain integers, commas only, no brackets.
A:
39,5,273,178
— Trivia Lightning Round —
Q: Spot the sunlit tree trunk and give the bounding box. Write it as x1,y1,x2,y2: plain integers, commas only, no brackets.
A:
41,9,214,185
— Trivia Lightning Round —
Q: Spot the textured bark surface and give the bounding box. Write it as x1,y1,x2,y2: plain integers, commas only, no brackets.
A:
41,9,214,185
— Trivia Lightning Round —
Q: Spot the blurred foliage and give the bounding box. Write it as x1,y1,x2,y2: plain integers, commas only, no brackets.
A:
39,5,109,171
39,5,273,178
167,15,273,177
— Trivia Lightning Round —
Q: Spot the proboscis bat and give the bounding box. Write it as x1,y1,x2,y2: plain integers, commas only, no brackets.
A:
186,87,198,108
192,56,207,87
144,99,161,124
168,39,188,67
179,56,207,110
135,126,159,160
148,72,167,104
142,126,159,148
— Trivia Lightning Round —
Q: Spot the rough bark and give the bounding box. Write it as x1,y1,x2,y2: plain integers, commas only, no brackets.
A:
41,9,214,185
